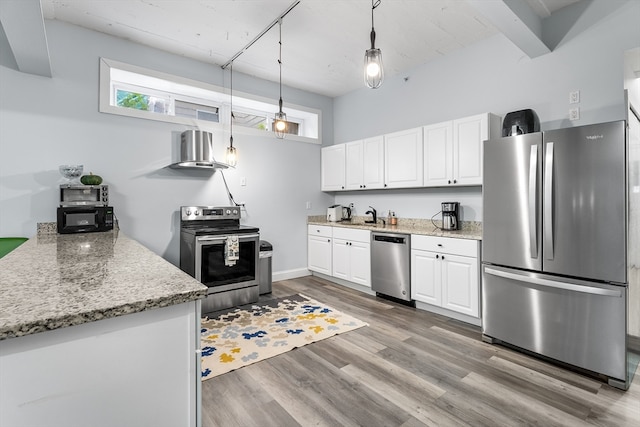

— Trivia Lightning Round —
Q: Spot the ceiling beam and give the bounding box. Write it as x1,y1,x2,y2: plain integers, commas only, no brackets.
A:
0,0,52,77
467,0,551,59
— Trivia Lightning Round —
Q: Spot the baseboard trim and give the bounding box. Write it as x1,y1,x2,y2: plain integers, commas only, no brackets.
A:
273,268,311,282
310,272,376,296
414,301,481,326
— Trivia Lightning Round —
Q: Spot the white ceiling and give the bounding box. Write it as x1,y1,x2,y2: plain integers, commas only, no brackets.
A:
32,0,581,97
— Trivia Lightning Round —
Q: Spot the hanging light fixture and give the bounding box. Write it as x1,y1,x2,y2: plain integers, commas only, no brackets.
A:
225,63,238,167
274,18,287,139
364,0,383,89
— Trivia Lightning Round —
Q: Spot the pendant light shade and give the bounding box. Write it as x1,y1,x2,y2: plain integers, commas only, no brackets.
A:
364,0,383,89
226,138,237,167
225,64,237,166
274,19,287,139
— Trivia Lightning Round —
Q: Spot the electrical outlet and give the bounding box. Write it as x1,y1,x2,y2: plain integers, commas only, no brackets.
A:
569,107,580,121
240,177,246,186
569,90,580,104
306,201,312,210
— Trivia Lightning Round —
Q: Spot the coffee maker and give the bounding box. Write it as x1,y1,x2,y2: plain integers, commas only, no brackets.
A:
441,202,460,230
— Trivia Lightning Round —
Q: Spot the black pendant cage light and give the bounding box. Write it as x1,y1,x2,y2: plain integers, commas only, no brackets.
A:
225,63,238,166
273,18,287,139
364,0,383,88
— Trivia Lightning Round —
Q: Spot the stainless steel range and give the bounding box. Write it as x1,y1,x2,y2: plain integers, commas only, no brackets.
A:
179,206,260,313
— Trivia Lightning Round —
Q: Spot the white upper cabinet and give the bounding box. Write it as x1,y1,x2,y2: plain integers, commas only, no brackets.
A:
423,121,453,187
362,136,385,189
423,113,500,187
345,140,364,190
321,144,345,191
452,113,489,186
385,127,424,188
345,136,385,190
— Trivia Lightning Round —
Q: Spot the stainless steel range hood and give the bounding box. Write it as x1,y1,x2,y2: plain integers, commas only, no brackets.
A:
169,130,230,170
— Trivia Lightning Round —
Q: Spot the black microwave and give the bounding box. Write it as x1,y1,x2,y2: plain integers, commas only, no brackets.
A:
57,206,114,234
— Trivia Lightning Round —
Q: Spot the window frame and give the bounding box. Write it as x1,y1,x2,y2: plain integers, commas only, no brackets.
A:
99,58,321,144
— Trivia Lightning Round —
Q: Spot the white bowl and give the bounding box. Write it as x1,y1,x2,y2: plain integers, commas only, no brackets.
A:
59,165,84,181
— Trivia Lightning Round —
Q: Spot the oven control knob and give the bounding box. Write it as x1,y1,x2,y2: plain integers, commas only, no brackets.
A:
194,211,200,216
232,209,238,215
226,209,231,215
186,210,191,216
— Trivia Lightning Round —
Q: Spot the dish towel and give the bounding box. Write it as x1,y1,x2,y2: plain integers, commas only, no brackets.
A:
225,235,239,266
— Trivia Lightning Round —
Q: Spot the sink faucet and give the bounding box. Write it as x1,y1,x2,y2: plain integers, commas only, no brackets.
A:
365,206,377,224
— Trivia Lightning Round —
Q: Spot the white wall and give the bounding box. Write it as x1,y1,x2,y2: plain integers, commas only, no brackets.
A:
331,0,640,222
0,20,334,272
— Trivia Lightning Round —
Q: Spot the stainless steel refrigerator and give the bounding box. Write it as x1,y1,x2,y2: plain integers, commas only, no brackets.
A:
482,120,638,390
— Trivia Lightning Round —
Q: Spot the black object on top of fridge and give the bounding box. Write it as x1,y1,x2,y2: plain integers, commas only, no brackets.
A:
502,109,540,136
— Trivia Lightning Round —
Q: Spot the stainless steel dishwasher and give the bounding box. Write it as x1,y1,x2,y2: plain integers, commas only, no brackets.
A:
371,232,411,302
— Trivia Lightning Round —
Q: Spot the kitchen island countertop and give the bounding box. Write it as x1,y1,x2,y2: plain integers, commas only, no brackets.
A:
0,228,207,340
308,216,482,240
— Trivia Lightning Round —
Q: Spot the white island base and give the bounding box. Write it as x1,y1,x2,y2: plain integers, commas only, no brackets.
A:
0,300,201,427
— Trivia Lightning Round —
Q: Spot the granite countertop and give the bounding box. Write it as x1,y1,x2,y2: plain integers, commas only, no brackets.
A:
308,216,482,240
0,228,207,340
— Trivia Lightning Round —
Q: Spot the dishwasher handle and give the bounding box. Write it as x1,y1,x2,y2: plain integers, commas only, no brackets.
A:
373,235,407,244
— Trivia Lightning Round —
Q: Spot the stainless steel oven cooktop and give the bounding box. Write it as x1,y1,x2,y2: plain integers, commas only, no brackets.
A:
179,206,260,313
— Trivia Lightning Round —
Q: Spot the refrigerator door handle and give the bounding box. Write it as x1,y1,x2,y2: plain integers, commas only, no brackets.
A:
528,145,538,258
484,267,622,297
544,142,554,260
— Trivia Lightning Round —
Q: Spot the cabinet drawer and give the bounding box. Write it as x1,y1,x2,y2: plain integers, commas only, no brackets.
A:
412,235,478,257
332,227,370,243
308,225,333,238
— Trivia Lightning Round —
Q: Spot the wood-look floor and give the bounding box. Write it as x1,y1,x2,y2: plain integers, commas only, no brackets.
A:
201,276,640,427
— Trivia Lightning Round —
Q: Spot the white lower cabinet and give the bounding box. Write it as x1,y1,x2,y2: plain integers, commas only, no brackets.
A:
308,225,333,275
332,228,371,287
411,235,480,318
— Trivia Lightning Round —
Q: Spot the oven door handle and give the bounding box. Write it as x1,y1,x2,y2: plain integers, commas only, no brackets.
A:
196,233,260,242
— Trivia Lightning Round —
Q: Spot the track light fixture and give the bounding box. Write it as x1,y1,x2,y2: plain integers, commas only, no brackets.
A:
364,0,383,89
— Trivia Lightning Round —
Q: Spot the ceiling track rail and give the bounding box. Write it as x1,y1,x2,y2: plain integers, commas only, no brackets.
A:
221,0,301,69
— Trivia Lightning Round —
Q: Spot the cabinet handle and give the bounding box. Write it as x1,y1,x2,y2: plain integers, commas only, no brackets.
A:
341,186,344,189
327,239,330,242
360,185,363,188
436,254,439,259
363,185,366,188
384,184,388,187
437,243,443,247
448,180,451,184
453,180,457,184
442,255,445,260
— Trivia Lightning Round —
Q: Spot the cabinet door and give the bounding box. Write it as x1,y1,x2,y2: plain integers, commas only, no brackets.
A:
423,121,453,187
321,145,346,191
384,128,423,188
411,250,441,306
308,235,332,275
349,241,371,287
452,114,487,186
362,136,385,189
332,239,350,280
345,140,364,190
441,254,479,317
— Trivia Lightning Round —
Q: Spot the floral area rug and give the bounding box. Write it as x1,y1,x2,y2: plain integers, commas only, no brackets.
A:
200,294,368,380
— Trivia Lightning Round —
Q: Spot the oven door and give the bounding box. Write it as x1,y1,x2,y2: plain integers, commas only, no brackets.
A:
195,233,259,292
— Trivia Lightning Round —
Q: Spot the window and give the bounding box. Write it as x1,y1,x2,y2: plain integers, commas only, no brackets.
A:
99,58,320,142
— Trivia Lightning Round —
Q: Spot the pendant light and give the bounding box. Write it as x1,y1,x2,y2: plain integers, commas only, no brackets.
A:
225,63,237,167
364,0,383,89
274,19,287,139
